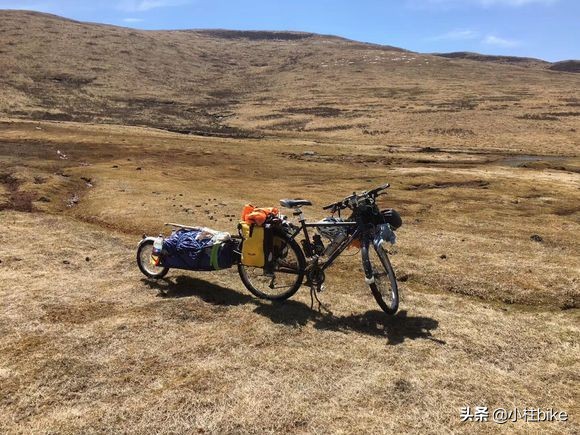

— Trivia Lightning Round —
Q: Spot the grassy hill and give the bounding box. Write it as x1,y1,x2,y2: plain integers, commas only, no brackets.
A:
1,10,579,154
432,51,550,67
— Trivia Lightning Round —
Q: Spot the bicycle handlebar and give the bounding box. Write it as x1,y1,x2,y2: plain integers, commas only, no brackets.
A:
322,183,390,211
366,183,390,196
322,201,341,211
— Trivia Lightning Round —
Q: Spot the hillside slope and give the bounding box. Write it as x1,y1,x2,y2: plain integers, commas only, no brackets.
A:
0,10,579,153
549,60,580,73
432,51,550,67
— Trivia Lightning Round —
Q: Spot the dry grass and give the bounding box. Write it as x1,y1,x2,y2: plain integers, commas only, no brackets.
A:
0,120,578,433
0,210,578,434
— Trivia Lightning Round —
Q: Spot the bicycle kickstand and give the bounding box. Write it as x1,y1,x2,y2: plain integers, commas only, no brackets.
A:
309,285,331,314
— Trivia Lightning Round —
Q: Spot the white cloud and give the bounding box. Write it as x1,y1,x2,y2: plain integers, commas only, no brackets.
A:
428,29,522,50
123,17,144,23
429,29,480,41
482,35,520,47
118,0,193,12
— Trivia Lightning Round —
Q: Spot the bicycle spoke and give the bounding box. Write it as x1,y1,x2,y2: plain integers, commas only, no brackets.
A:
239,233,304,299
366,241,398,313
276,267,300,274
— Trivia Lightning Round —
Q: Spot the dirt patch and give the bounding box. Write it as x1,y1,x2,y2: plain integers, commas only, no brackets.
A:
517,113,559,121
520,161,580,173
306,123,367,132
553,206,580,216
46,74,95,87
428,128,475,136
281,152,392,166
41,301,118,324
497,155,578,172
418,146,441,153
362,129,390,136
267,119,309,131
0,173,21,191
406,180,490,190
162,125,262,139
281,106,344,117
0,173,35,212
542,111,580,117
253,113,286,121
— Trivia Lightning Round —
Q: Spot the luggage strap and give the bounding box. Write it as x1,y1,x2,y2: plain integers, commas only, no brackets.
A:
210,243,221,270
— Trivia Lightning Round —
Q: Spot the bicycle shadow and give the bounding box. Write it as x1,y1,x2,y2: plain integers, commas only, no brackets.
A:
313,309,445,345
141,276,444,345
143,275,252,306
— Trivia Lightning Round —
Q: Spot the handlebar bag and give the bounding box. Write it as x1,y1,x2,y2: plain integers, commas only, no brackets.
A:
380,208,402,230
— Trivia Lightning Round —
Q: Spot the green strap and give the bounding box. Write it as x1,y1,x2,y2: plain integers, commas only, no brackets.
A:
210,243,221,270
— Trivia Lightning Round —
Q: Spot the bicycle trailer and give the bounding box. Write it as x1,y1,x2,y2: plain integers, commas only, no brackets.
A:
137,223,241,279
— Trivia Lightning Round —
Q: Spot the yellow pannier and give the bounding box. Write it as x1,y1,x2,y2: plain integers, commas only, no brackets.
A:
240,222,265,267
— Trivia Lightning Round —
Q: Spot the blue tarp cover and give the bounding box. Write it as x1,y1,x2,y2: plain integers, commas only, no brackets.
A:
161,229,236,270
162,229,214,270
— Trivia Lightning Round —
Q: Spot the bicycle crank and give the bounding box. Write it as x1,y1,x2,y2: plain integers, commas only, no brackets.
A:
306,268,326,292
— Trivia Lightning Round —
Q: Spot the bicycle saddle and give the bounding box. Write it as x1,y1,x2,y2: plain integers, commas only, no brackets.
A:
279,199,312,208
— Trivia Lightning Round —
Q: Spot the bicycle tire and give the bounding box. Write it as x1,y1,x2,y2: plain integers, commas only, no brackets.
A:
137,239,169,279
361,237,399,315
238,230,306,301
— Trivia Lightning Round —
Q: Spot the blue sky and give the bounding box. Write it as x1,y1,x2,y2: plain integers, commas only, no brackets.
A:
1,0,578,61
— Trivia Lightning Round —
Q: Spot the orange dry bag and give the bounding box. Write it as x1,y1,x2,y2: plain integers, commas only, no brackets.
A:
240,204,279,226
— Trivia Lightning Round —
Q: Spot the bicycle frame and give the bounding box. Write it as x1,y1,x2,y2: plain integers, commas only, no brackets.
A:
285,208,366,273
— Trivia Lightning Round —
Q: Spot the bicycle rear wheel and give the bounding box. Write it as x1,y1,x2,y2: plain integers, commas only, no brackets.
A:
362,238,399,315
238,231,305,301
137,239,169,279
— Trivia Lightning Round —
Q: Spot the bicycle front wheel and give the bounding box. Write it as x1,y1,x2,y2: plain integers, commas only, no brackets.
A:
238,231,306,301
362,238,399,315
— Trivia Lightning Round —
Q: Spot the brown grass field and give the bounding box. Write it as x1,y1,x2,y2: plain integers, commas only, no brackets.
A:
0,10,579,434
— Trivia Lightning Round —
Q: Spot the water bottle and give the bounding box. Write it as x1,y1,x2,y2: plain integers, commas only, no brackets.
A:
153,235,163,253
152,235,163,265
313,234,325,255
